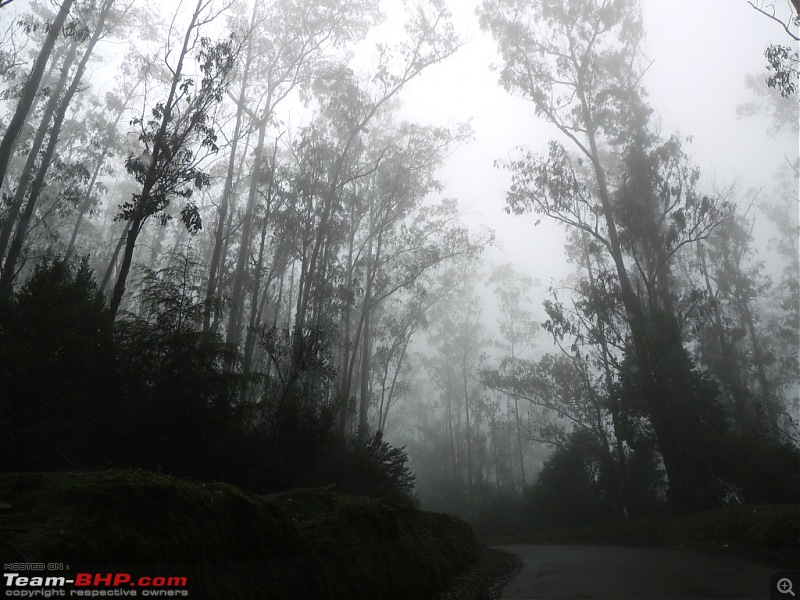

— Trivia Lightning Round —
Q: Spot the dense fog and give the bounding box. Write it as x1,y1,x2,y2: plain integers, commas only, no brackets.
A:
0,0,797,538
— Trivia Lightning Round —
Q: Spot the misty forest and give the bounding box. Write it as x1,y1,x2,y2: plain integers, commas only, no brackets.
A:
0,0,798,543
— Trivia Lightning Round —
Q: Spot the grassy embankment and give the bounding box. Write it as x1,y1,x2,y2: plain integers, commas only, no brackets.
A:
0,470,479,599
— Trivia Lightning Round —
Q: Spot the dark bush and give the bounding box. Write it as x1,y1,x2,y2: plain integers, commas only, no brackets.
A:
336,431,417,504
472,490,529,539
0,255,113,471
108,317,242,479
718,432,800,504
525,430,618,530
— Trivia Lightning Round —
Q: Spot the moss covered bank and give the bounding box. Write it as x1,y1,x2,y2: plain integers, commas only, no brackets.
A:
0,470,479,599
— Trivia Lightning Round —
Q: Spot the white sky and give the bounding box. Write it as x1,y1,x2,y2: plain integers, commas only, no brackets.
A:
394,0,800,289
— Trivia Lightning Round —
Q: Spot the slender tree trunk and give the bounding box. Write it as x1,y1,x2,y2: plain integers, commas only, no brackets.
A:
226,120,267,357
357,223,374,442
66,162,101,256
512,397,526,487
100,221,130,294
241,134,280,382
337,208,357,433
490,410,501,492
739,295,779,432
697,242,750,430
204,7,256,333
284,261,296,329
241,204,272,381
446,371,458,481
462,356,474,520
0,40,79,263
357,303,372,441
0,0,113,291
0,0,76,192
109,0,205,321
210,127,254,335
377,334,411,431
109,214,144,317
508,342,527,488
582,233,632,515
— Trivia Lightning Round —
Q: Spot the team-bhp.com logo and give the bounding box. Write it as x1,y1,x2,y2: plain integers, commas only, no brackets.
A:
3,571,189,597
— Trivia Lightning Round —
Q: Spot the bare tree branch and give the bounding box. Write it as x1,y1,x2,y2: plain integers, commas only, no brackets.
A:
748,0,800,40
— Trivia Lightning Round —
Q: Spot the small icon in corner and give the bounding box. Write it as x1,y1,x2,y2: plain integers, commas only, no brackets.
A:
778,578,795,596
772,573,800,600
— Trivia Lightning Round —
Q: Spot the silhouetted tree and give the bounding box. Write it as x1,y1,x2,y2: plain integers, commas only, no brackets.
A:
109,0,236,319
480,0,731,513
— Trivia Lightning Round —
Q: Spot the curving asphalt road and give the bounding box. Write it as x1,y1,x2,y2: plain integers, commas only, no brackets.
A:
496,544,778,599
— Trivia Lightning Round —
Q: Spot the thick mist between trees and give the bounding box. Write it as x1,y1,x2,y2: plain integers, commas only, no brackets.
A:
0,0,797,537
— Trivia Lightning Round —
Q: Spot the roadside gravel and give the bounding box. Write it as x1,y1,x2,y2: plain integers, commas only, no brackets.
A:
436,546,522,600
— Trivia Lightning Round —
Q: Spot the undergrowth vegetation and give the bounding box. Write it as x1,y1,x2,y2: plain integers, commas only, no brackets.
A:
0,257,416,503
0,470,479,599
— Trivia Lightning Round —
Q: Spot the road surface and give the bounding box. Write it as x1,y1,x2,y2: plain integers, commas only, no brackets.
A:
496,544,779,599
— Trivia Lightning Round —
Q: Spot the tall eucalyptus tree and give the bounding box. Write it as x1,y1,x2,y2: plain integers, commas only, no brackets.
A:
480,0,730,512
108,0,237,319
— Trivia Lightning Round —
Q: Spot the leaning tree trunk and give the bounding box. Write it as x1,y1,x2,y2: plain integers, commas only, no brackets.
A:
99,221,131,294
0,0,75,193
577,84,696,513
0,0,114,292
109,0,204,321
0,40,79,265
